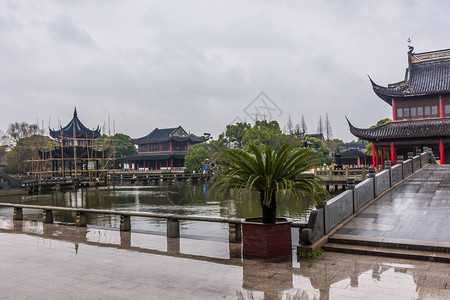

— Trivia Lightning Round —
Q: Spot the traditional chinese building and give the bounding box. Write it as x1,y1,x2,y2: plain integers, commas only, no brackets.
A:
348,47,450,167
126,127,207,171
38,108,111,179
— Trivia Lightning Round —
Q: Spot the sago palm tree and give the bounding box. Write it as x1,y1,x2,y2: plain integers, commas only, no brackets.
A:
212,144,327,224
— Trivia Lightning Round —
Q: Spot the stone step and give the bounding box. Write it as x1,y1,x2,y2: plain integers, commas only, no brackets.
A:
328,234,450,253
323,243,450,263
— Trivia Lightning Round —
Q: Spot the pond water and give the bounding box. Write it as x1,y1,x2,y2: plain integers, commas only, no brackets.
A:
0,182,316,241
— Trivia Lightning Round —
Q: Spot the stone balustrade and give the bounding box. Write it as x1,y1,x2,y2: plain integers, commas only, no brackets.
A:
0,203,243,243
299,151,430,246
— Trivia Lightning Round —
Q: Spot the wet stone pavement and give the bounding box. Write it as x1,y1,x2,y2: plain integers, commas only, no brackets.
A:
337,165,450,244
0,219,449,299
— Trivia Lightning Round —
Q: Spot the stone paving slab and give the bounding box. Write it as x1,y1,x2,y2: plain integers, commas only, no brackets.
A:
337,165,450,244
0,220,449,299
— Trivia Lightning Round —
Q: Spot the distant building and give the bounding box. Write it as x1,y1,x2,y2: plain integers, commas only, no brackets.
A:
126,126,207,171
308,133,325,142
340,149,368,166
348,47,450,167
39,108,110,178
339,141,368,152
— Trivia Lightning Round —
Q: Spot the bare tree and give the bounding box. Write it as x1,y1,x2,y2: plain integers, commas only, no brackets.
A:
316,116,324,135
325,113,333,141
1,122,44,148
301,114,307,134
294,123,301,136
286,115,294,135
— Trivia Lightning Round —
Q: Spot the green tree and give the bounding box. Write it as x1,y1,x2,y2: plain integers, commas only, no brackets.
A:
305,135,331,165
212,144,327,223
242,120,283,151
220,122,251,149
184,143,210,173
371,118,392,128
113,133,137,158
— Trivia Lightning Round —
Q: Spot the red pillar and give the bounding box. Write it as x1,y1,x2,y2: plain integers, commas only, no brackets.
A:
372,143,376,167
392,98,396,121
440,139,444,164
391,142,395,162
187,141,190,150
380,149,384,169
171,159,173,170
440,95,443,118
376,148,379,170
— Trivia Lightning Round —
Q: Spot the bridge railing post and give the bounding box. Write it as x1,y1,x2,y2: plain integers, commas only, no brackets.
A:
167,218,180,238
120,215,131,231
368,167,376,198
347,177,356,213
76,212,87,227
13,207,23,220
385,160,392,187
397,156,404,179
43,209,53,224
229,223,241,243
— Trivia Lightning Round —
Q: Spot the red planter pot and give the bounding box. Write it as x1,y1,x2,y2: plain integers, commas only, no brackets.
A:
242,218,292,258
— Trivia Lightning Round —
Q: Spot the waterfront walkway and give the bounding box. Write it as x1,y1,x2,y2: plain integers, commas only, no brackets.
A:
0,220,449,299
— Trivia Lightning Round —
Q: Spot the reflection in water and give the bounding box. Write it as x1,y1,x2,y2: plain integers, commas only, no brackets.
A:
0,182,315,239
0,218,446,299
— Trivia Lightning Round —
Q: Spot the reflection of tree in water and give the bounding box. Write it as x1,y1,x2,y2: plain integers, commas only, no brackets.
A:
211,188,316,221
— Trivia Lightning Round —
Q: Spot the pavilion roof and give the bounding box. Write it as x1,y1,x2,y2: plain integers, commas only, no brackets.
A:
130,126,206,144
370,48,450,105
49,108,101,139
347,117,450,141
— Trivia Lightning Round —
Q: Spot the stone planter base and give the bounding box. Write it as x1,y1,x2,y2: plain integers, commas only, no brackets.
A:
242,218,292,258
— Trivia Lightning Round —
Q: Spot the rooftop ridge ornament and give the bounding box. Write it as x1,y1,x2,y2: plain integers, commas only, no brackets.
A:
408,38,414,54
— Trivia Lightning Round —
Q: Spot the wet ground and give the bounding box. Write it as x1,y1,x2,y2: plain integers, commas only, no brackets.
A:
0,220,449,300
337,165,450,243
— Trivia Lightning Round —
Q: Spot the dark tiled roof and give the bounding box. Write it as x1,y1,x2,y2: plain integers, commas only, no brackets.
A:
347,117,450,141
49,108,101,139
370,50,450,104
341,148,366,158
130,126,206,144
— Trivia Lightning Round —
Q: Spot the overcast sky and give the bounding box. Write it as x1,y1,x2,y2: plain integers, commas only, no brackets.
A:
1,0,450,142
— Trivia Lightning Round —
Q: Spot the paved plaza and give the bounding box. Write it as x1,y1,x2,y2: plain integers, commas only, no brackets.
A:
0,219,449,299
337,165,450,244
